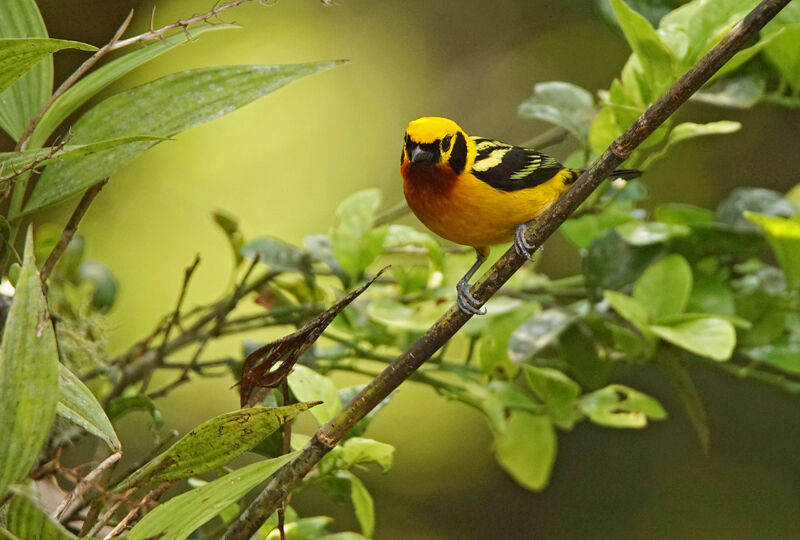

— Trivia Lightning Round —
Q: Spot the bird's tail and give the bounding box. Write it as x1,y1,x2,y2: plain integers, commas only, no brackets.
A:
570,167,643,182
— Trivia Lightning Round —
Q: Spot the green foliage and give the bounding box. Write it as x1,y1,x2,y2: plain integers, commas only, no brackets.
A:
0,0,798,538
0,230,59,498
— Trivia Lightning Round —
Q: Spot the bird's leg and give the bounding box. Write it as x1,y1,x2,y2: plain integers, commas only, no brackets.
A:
456,247,489,316
514,219,541,261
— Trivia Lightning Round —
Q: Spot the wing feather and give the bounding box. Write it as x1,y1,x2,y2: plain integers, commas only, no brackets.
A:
470,137,567,192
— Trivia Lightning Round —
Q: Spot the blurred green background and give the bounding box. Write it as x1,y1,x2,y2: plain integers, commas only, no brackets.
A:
17,0,800,538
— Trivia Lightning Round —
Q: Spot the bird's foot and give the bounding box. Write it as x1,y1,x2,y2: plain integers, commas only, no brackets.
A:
514,221,541,261
456,279,486,316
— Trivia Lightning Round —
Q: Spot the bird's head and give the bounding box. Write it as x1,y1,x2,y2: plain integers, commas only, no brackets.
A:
402,117,472,174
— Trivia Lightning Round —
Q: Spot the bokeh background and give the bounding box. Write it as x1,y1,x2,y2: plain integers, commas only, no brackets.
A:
14,0,800,538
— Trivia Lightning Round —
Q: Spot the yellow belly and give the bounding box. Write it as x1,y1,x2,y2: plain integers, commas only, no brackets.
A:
403,166,571,248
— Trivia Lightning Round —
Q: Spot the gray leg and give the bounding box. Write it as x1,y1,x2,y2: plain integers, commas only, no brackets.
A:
514,219,540,261
456,248,488,316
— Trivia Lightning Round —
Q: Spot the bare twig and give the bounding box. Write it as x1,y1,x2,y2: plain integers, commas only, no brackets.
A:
0,135,70,185
103,482,170,539
109,0,257,52
55,452,122,522
276,381,292,540
40,178,108,282
221,1,792,538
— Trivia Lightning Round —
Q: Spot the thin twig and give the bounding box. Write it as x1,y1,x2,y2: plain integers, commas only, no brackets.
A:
86,489,134,538
103,482,170,539
109,0,257,51
55,452,122,522
0,135,70,184
276,381,292,540
40,178,108,282
220,2,792,538
16,12,134,151
140,255,201,393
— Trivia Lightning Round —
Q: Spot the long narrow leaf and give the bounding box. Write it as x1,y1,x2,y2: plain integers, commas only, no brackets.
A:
4,493,76,540
0,38,95,96
24,60,343,217
0,0,51,140
28,23,236,149
117,403,317,490
57,363,121,452
0,229,60,497
0,135,166,172
127,453,298,540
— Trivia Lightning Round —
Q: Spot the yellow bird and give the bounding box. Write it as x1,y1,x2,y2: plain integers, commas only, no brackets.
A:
400,116,640,315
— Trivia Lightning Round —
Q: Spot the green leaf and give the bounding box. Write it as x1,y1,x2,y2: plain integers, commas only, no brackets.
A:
633,254,692,321
604,290,651,334
651,317,736,360
517,81,595,145
659,355,710,452
522,365,582,429
341,471,375,537
29,24,236,149
118,403,316,490
25,61,343,217
0,38,95,97
0,0,50,141
0,136,166,172
288,365,341,425
559,324,612,389
476,303,537,377
561,205,637,250
611,0,676,95
241,236,313,276
4,493,76,540
107,394,163,428
329,437,394,473
338,386,395,439
579,384,667,428
0,229,59,497
743,340,800,374
212,209,244,267
584,229,665,300
305,234,348,285
642,121,741,168
383,224,445,271
508,306,581,363
493,411,556,491
693,73,766,108
481,383,545,432
127,453,297,540
57,363,120,452
330,189,387,283
79,259,118,312
744,212,800,291
655,203,714,225
616,221,691,245
765,24,800,91
716,188,797,229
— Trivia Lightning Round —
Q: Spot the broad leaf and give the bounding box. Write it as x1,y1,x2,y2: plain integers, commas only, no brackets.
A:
57,363,120,451
288,365,342,425
127,453,297,540
241,236,313,276
118,403,316,490
340,471,375,537
493,411,556,491
579,384,667,427
28,24,236,149
522,365,582,429
764,24,800,92
330,189,387,283
517,81,595,145
25,61,343,216
745,212,800,291
633,254,692,322
0,229,59,497
651,317,736,360
0,0,50,141
616,221,691,245
604,290,650,334
0,38,95,96
508,307,580,363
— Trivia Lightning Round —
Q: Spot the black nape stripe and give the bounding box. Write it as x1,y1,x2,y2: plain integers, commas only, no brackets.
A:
448,131,467,175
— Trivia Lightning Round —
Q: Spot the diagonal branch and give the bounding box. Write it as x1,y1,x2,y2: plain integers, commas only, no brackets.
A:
221,1,791,538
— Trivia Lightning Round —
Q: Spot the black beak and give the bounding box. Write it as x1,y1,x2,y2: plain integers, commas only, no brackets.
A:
408,143,436,164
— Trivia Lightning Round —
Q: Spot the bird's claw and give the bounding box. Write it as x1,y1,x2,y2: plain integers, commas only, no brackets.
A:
456,279,486,316
514,221,541,261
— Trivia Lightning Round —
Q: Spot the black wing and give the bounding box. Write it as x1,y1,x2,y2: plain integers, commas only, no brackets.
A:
470,137,567,192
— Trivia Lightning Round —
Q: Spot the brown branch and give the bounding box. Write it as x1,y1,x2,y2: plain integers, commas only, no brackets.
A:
221,1,792,538
0,135,70,184
40,178,108,282
103,482,170,539
54,452,122,522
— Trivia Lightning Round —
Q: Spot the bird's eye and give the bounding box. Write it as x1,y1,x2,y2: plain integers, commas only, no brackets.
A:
441,135,452,153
